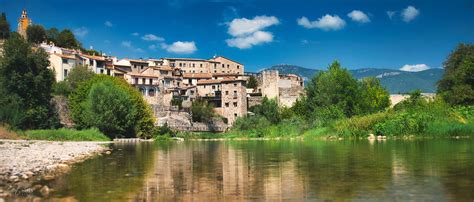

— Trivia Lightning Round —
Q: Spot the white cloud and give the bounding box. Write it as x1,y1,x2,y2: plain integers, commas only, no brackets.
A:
347,10,370,23
104,21,113,27
297,15,346,31
227,15,279,37
131,32,139,36
141,34,165,41
162,41,197,54
386,11,396,19
121,41,144,52
148,44,157,50
401,6,419,22
73,27,88,37
225,15,279,49
400,64,430,72
226,31,273,49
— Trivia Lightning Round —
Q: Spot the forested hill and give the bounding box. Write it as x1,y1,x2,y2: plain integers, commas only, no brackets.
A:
263,64,444,93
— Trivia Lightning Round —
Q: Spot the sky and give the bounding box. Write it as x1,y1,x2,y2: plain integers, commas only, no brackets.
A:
1,0,473,72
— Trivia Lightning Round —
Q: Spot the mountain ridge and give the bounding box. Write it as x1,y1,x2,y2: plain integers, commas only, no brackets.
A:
261,64,444,93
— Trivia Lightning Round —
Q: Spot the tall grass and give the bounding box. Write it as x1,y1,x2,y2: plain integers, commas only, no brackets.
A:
25,128,110,141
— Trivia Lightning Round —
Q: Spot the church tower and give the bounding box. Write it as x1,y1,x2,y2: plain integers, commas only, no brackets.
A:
17,9,31,38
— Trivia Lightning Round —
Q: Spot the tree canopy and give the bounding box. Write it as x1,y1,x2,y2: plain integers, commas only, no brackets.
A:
26,24,46,44
69,74,155,138
437,43,474,105
0,33,58,129
0,12,9,39
56,29,81,49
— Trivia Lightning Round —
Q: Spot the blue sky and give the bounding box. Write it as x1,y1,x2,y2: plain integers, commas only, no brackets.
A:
1,0,473,72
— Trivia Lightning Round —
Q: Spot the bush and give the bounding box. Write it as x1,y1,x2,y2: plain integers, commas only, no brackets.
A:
152,123,174,137
69,74,154,138
53,81,72,96
25,128,109,141
334,112,390,137
190,99,215,122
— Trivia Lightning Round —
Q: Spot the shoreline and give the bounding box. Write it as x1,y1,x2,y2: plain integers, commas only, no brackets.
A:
0,140,111,199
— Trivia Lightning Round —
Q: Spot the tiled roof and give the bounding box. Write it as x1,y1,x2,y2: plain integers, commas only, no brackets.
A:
129,59,148,64
127,72,158,78
183,73,212,79
81,54,105,61
54,53,76,60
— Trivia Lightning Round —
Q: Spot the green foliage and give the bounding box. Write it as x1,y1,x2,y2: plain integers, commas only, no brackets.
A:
46,28,59,44
66,65,95,90
152,123,174,137
356,77,391,114
305,61,360,117
69,74,154,138
25,128,109,141
437,43,474,105
26,24,46,44
246,75,258,89
0,13,9,39
249,97,281,124
56,29,81,49
190,99,215,122
0,33,59,129
171,97,183,109
334,112,390,137
53,80,72,96
81,48,102,56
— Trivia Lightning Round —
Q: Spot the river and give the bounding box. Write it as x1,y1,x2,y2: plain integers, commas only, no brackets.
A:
46,140,473,201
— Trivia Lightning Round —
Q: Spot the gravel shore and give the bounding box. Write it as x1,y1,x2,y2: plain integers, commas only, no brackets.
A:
0,140,110,199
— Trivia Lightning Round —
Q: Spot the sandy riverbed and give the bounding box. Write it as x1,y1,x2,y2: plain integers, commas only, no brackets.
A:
0,140,110,199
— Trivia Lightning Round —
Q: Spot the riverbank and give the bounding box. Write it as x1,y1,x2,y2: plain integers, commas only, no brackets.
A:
0,140,110,199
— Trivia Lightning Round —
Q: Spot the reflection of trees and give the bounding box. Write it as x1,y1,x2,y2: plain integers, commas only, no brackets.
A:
51,143,157,201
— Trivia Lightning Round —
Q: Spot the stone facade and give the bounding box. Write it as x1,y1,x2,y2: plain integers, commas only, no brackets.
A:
249,70,305,108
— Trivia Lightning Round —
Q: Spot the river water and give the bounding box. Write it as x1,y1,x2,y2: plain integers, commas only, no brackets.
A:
47,140,473,201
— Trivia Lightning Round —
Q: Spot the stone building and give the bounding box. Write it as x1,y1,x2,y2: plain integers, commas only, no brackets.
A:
247,70,304,108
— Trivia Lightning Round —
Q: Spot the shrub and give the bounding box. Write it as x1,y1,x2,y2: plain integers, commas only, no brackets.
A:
190,99,215,122
69,74,154,138
334,112,390,137
153,123,174,137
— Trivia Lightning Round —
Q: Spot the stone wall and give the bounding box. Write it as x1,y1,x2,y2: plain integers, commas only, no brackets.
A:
260,70,279,100
247,96,263,108
152,105,228,132
51,96,74,128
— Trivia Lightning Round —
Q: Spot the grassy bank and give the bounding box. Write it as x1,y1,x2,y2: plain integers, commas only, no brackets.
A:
24,128,110,141
168,102,474,140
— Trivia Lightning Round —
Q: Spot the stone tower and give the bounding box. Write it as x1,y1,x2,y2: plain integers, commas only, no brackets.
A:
17,9,31,38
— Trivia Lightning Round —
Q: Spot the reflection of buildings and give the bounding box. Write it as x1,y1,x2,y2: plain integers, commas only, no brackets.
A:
133,142,307,201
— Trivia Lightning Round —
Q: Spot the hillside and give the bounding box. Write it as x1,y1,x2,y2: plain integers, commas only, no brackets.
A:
263,64,444,93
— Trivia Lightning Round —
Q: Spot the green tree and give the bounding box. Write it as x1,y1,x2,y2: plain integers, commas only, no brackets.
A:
356,77,391,114
190,99,215,122
46,28,59,44
249,97,281,124
305,61,359,117
246,75,258,89
26,24,46,44
0,12,9,39
56,29,80,49
66,65,95,90
69,74,154,138
84,80,135,138
0,33,58,129
437,44,474,105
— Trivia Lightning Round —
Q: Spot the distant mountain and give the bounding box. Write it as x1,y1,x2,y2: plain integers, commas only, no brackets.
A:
264,64,444,93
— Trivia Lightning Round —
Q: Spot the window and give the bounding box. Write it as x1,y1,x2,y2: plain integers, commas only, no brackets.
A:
142,78,145,84
214,70,217,73
135,78,138,84
233,102,237,107
190,90,194,95
149,79,153,85
192,63,195,67
62,59,68,64
234,83,237,87
212,85,216,90
237,65,240,69
64,69,68,77
234,91,238,98
225,102,229,107
170,63,175,67
227,64,230,68
100,69,104,74
149,89,155,97
225,91,229,95
200,64,203,67
141,65,143,69
234,113,238,117
107,69,111,75
222,64,224,67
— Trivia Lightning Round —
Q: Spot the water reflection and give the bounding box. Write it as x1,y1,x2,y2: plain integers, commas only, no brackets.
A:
51,140,473,201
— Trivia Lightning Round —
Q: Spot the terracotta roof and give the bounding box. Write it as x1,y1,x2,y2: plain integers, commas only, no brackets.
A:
161,57,210,62
151,66,174,71
82,54,105,61
129,59,149,64
127,73,158,78
197,79,222,85
54,53,76,60
212,73,242,77
183,73,212,79
210,56,243,65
